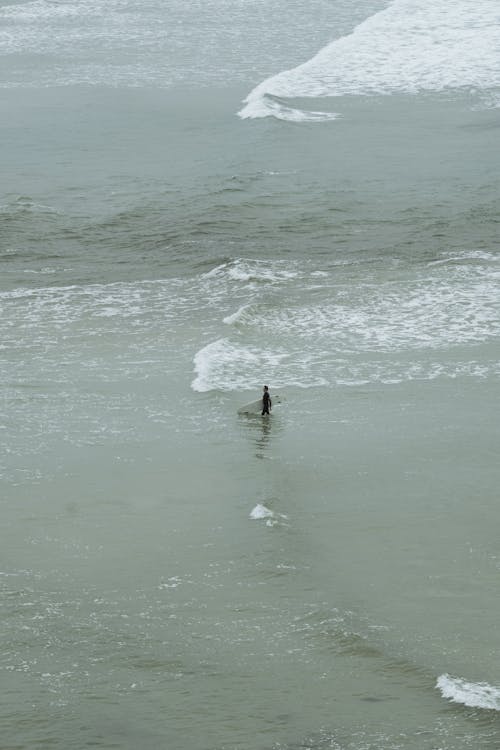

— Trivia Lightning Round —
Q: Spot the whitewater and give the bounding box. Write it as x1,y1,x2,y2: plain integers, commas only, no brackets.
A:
2,0,500,748
239,0,500,120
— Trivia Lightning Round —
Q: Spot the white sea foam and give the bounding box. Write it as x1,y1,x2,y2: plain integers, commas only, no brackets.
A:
216,269,500,352
4,256,500,398
0,279,194,328
437,674,500,710
239,0,500,120
203,258,298,284
250,504,273,520
192,339,257,393
191,338,288,393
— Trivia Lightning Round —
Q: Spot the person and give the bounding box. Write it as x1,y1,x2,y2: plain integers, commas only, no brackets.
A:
261,385,272,416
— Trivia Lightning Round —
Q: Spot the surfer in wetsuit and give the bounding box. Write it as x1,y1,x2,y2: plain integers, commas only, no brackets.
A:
261,385,272,416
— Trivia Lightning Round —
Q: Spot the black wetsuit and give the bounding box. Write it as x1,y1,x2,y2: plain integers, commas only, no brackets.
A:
262,391,271,415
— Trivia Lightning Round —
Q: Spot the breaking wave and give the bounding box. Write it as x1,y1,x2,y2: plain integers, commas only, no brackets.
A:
239,0,500,121
437,674,500,711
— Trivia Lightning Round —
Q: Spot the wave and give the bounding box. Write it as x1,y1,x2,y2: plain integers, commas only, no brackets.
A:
0,195,62,217
437,674,500,710
191,338,289,393
239,0,500,121
222,301,276,327
223,304,253,326
218,275,500,352
5,254,499,396
192,249,500,392
203,258,298,284
240,94,340,123
192,344,500,392
189,335,500,393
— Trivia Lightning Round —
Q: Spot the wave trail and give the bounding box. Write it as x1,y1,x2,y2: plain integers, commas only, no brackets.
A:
436,674,500,710
239,0,500,121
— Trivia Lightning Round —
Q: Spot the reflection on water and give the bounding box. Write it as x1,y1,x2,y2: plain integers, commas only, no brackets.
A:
255,414,272,459
239,411,282,460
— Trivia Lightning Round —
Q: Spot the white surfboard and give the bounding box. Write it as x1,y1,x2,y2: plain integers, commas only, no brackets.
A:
237,394,281,415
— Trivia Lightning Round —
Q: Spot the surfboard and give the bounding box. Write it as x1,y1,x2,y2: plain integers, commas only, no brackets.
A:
237,394,281,415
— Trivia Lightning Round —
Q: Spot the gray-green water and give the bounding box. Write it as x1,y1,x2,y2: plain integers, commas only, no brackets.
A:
2,1,500,748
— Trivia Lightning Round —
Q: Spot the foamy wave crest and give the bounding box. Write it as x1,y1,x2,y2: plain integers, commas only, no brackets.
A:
191,338,287,393
437,674,500,710
203,258,298,284
239,0,500,120
223,305,253,326
223,303,270,326
240,94,340,122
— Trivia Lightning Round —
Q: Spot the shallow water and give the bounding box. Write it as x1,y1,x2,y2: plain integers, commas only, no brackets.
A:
2,0,500,748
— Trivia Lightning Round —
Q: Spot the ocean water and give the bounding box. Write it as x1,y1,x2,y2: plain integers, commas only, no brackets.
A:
1,1,500,748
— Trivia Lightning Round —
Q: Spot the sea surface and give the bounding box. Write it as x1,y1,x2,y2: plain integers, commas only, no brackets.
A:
1,1,500,748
